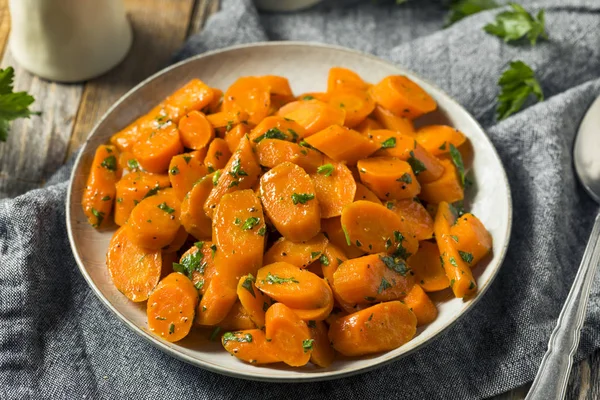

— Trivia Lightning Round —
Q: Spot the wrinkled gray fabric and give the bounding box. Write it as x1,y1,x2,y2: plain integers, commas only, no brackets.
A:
2,0,600,399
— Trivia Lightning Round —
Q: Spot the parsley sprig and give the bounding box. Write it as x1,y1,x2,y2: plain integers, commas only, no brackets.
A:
484,3,547,45
0,67,39,142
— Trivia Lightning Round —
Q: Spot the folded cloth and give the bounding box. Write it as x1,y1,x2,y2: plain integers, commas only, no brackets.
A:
2,0,600,398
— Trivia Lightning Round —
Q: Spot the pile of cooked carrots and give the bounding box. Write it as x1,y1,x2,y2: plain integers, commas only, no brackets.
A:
82,67,492,368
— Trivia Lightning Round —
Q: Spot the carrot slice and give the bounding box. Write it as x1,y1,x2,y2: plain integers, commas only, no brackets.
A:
110,107,162,153
333,253,415,304
106,227,162,302
206,110,250,129
277,99,345,137
256,262,332,310
419,158,464,204
449,213,493,267
355,117,383,135
384,199,434,241
125,188,182,250
259,162,321,242
178,110,215,150
310,159,356,218
180,173,214,240
328,88,375,128
203,87,223,114
320,217,365,259
370,75,436,119
265,303,312,367
404,284,438,326
218,302,257,331
248,115,306,143
223,76,271,125
308,320,335,368
204,138,232,173
341,200,419,257
178,240,215,295
147,272,199,343
224,123,250,153
260,75,293,97
407,241,449,292
168,152,208,200
354,182,382,204
204,136,261,218
114,172,171,226
304,125,379,165
237,274,272,329
416,125,467,156
82,145,122,228
328,301,417,356
357,157,420,200
222,329,280,364
371,105,415,136
162,226,188,253
264,234,328,268
133,126,184,173
434,202,477,298
327,67,369,93
256,139,323,173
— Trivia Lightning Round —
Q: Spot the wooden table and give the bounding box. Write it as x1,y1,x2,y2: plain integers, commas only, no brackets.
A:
0,0,597,398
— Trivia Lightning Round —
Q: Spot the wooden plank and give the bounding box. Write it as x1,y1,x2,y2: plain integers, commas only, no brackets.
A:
66,0,203,158
0,0,10,57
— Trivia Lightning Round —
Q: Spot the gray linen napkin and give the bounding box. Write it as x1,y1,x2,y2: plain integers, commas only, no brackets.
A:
2,0,600,398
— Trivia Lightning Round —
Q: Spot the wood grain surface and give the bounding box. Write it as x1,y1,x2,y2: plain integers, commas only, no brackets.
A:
0,0,597,398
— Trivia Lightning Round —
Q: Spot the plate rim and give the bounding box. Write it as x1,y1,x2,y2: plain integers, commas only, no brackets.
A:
66,40,513,382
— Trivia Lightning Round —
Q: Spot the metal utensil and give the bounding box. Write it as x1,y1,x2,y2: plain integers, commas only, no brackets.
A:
526,95,600,400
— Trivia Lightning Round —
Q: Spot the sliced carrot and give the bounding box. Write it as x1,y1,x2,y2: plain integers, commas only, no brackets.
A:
218,302,256,331
82,145,121,228
407,241,449,292
114,172,171,226
256,262,331,310
203,87,223,114
355,117,383,135
310,159,356,218
256,139,323,173
248,115,306,143
449,213,493,267
260,75,293,97
106,227,162,302
304,125,379,165
328,88,375,128
125,188,182,250
320,217,365,259
223,76,271,125
222,329,280,364
178,240,215,295
180,173,214,240
328,301,417,356
162,79,215,122
259,162,321,242
416,125,467,156
237,274,272,329
265,303,312,367
384,199,434,241
147,272,199,342
264,234,328,268
341,200,419,257
403,284,438,326
277,99,345,137
110,106,162,152
308,320,335,368
206,110,250,129
133,126,183,173
434,202,477,298
224,123,250,153
204,138,232,173
419,158,464,204
204,136,261,218
178,110,215,150
162,226,188,253
354,182,382,204
168,152,208,200
333,253,415,304
327,67,369,93
370,75,436,119
371,105,415,136
357,157,420,201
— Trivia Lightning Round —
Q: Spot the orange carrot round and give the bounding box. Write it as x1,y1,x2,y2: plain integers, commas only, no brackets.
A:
370,75,437,119
403,284,438,326
180,173,214,240
277,99,345,137
223,76,271,125
307,320,335,368
237,274,272,329
328,88,375,128
178,110,215,150
357,157,420,200
416,125,467,156
256,139,323,173
222,329,280,364
133,126,183,173
327,67,369,93
354,182,382,204
407,241,449,292
384,198,434,241
310,160,356,218
449,213,493,267
168,152,209,200
265,303,312,367
204,138,232,173
264,234,328,269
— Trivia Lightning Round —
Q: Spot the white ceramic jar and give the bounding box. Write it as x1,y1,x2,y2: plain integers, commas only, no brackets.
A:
8,0,133,82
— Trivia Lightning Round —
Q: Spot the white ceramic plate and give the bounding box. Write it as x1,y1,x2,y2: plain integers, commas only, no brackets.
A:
67,42,512,382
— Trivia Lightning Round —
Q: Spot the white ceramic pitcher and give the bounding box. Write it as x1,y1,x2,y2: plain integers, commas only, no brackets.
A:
8,0,133,82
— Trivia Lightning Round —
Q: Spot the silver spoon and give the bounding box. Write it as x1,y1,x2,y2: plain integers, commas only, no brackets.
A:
526,95,600,400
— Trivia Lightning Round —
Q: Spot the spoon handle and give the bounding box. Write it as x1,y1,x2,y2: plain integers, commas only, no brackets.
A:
526,212,600,400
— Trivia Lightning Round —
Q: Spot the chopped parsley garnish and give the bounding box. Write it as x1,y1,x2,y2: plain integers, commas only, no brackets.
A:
319,254,330,266
194,280,204,290
469,281,476,290
310,251,321,259
0,67,39,142
449,257,459,267
302,95,315,100
302,339,315,353
342,225,352,246
127,159,139,171
222,332,253,344
459,251,474,264
298,140,316,150
91,208,105,227
241,217,261,231
356,240,362,247
169,165,179,175
407,151,427,175
157,202,175,214
438,142,447,151
378,278,392,294
242,274,256,297
142,186,160,199
288,129,299,141
101,196,111,201
379,255,410,276
228,159,248,179
172,248,206,280
386,201,394,210
168,323,175,334
226,120,233,132
253,127,287,143
291,193,315,205
484,3,547,45
210,244,217,258
257,226,266,236
451,235,459,242
264,272,299,285
449,144,465,186
397,173,412,184
446,0,499,26
212,170,221,186
234,217,241,225
182,155,191,164
381,137,396,149
100,155,117,171
228,180,240,189
317,164,334,177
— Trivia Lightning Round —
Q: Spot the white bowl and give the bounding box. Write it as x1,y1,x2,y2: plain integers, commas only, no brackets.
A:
67,42,512,382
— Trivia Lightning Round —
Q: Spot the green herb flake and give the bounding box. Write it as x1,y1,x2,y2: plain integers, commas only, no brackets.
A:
127,159,139,170
302,95,315,100
168,323,175,334
446,0,499,26
368,313,374,321
386,201,394,210
116,198,123,203
101,196,111,201
378,278,392,294
450,279,456,287
396,173,413,184
101,155,118,171
459,250,474,264
228,180,240,189
169,165,179,175
449,257,459,267
469,281,476,290
407,151,427,175
158,202,175,214
241,217,261,231
226,120,233,132
210,244,217,258
310,251,321,259
209,327,222,341
438,142,447,151
194,280,204,290
342,225,352,246
91,208,105,228
319,254,330,266
364,296,376,302
265,272,299,285
484,3,547,45
291,193,315,205
253,127,287,143
223,331,253,344
155,316,166,321
448,143,466,186
355,240,362,247
317,164,335,177
143,186,160,199
298,140,316,150
379,255,410,276
496,60,544,120
242,274,256,298
380,137,396,149
288,129,299,141
228,158,248,179
212,170,221,186
302,339,315,353
257,226,267,236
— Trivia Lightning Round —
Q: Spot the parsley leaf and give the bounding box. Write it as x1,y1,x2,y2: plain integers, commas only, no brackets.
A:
228,158,248,179
222,332,253,344
172,248,206,280
407,151,427,175
253,127,287,143
91,208,105,228
396,173,412,184
484,4,547,45
496,60,544,120
291,193,315,205
127,159,139,171
459,250,474,264
449,144,465,186
381,137,396,149
446,0,499,26
264,272,299,285
241,274,256,298
0,67,39,142
101,155,117,171
302,339,315,353
378,278,392,294
379,255,410,276
157,202,175,214
302,95,315,100
319,254,330,266
212,170,221,186
317,164,335,177
241,217,261,231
